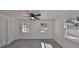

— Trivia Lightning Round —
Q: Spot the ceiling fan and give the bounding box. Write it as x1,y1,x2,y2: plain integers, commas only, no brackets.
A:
23,11,41,20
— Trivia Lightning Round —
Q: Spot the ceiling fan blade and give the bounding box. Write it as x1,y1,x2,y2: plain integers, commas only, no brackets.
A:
35,14,41,16
35,17,40,20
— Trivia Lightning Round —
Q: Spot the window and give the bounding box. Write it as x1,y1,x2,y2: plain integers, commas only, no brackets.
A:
40,23,48,33
64,16,79,43
22,23,29,33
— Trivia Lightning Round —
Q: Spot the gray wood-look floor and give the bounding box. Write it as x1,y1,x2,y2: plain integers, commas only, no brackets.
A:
2,39,62,48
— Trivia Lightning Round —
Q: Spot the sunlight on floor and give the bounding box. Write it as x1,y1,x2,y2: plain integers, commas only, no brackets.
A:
41,42,53,48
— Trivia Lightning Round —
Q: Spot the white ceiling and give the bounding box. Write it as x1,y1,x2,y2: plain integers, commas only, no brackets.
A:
0,10,74,20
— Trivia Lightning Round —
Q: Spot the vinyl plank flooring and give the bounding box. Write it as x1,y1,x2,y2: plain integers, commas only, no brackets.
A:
2,39,62,48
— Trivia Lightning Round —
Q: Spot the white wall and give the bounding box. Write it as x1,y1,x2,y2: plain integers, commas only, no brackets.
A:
16,19,55,39
54,11,79,48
